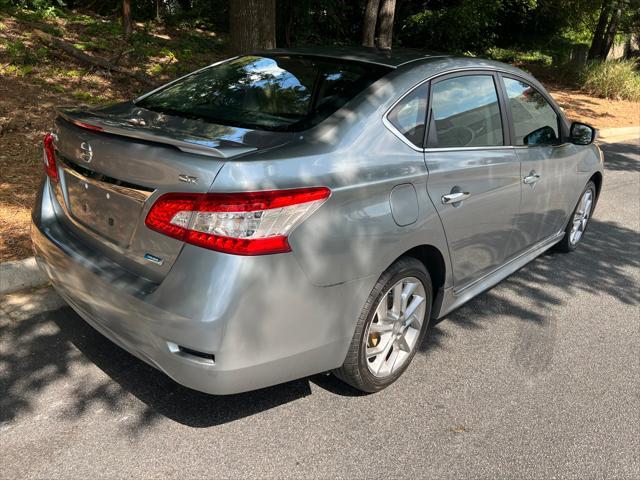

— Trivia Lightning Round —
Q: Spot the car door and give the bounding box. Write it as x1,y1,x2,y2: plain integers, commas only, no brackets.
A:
499,75,579,256
424,72,522,288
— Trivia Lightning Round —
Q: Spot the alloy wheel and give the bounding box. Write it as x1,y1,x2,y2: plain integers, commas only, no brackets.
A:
569,189,593,245
364,276,427,378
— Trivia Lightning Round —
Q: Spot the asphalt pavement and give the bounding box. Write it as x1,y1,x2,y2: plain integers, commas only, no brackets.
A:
1,140,638,479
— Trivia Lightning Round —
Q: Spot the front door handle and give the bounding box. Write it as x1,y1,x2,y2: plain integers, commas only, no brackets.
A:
523,171,541,184
441,191,471,204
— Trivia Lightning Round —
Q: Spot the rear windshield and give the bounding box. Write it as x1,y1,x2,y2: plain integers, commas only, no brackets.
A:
136,55,391,132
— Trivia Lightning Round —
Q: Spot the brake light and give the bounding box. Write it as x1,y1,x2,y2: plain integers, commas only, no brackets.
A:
70,120,103,132
43,133,59,183
145,187,331,255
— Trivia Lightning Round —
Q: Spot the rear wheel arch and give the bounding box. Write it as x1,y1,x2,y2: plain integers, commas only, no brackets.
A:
397,245,447,304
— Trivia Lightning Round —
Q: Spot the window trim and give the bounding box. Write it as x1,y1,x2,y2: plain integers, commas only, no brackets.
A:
383,66,570,152
425,70,510,150
384,81,431,150
497,73,566,149
382,84,430,152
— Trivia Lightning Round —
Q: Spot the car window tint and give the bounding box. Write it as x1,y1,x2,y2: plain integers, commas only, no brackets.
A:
503,77,559,146
428,75,503,148
387,83,428,147
136,55,391,132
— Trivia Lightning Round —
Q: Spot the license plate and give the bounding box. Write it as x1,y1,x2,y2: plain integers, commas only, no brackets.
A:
64,168,144,246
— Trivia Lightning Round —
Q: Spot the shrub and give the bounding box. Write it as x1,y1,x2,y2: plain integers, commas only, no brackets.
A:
487,47,552,66
580,60,640,102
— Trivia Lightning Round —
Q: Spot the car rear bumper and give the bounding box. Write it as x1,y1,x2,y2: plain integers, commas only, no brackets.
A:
32,178,373,395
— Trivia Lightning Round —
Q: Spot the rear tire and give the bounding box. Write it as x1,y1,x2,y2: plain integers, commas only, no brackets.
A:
334,257,432,393
556,181,596,253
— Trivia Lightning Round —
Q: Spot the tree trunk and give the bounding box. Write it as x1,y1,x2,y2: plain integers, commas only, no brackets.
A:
229,0,276,53
602,5,622,59
156,0,162,22
376,0,396,50
588,0,613,60
362,0,381,47
122,0,133,41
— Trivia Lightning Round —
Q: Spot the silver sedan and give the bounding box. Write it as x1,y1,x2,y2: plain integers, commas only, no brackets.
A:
32,48,603,394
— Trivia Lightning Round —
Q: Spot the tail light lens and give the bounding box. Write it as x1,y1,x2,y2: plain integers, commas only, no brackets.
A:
145,187,331,255
43,133,59,183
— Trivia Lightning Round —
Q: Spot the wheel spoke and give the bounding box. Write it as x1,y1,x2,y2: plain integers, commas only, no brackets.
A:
396,334,411,353
405,313,422,329
369,322,394,333
374,337,395,374
366,333,392,358
404,295,424,321
388,348,403,372
401,281,418,312
391,282,403,318
374,300,388,324
581,192,590,212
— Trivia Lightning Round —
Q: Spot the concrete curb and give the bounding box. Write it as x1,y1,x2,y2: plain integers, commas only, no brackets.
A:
0,257,48,295
597,126,640,144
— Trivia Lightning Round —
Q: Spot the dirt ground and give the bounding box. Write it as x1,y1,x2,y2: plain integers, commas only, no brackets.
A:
0,25,638,262
0,10,222,262
549,87,640,128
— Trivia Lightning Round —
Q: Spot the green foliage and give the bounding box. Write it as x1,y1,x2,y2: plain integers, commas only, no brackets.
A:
1,0,639,101
580,60,640,101
487,47,553,66
72,89,106,104
2,39,47,65
398,0,503,54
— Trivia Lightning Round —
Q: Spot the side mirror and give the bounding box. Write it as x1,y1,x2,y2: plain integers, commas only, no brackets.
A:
569,122,596,145
523,125,558,146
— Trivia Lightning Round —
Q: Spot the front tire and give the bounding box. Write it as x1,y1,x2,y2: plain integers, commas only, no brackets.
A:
334,257,432,393
556,181,596,253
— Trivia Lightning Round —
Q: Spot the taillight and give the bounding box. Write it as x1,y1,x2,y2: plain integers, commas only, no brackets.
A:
43,133,59,183
145,187,331,255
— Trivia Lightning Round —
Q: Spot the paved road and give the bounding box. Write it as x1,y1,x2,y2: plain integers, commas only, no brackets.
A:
1,140,638,479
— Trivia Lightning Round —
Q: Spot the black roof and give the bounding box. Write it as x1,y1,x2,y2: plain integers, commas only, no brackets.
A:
249,46,449,68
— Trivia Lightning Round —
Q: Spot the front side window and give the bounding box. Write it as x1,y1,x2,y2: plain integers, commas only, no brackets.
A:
503,77,559,146
136,55,391,132
387,83,428,147
428,75,504,148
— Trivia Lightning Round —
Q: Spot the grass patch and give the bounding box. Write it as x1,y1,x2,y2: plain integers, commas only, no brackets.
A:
580,60,640,102
2,39,47,65
487,47,553,66
72,89,106,104
1,63,34,76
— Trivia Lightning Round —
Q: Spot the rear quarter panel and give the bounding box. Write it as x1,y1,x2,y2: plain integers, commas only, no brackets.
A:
210,70,452,287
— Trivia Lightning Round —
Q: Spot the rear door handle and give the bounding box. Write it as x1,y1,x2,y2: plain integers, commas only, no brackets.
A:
523,172,541,184
441,192,471,204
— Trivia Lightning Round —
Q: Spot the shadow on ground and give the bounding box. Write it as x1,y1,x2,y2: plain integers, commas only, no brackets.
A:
2,215,637,431
600,142,640,172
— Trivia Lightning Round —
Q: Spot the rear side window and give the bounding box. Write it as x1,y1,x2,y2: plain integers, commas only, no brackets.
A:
387,83,428,147
428,75,504,148
503,77,559,146
136,55,391,132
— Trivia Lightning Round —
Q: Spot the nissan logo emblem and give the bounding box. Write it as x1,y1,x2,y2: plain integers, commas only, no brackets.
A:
80,141,93,163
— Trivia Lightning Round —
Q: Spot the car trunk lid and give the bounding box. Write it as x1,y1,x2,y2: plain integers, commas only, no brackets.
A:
52,103,293,281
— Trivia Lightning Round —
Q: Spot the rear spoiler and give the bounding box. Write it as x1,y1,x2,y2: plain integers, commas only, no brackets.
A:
57,109,258,159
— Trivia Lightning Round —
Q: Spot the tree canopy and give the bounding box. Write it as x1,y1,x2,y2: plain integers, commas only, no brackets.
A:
5,0,640,60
